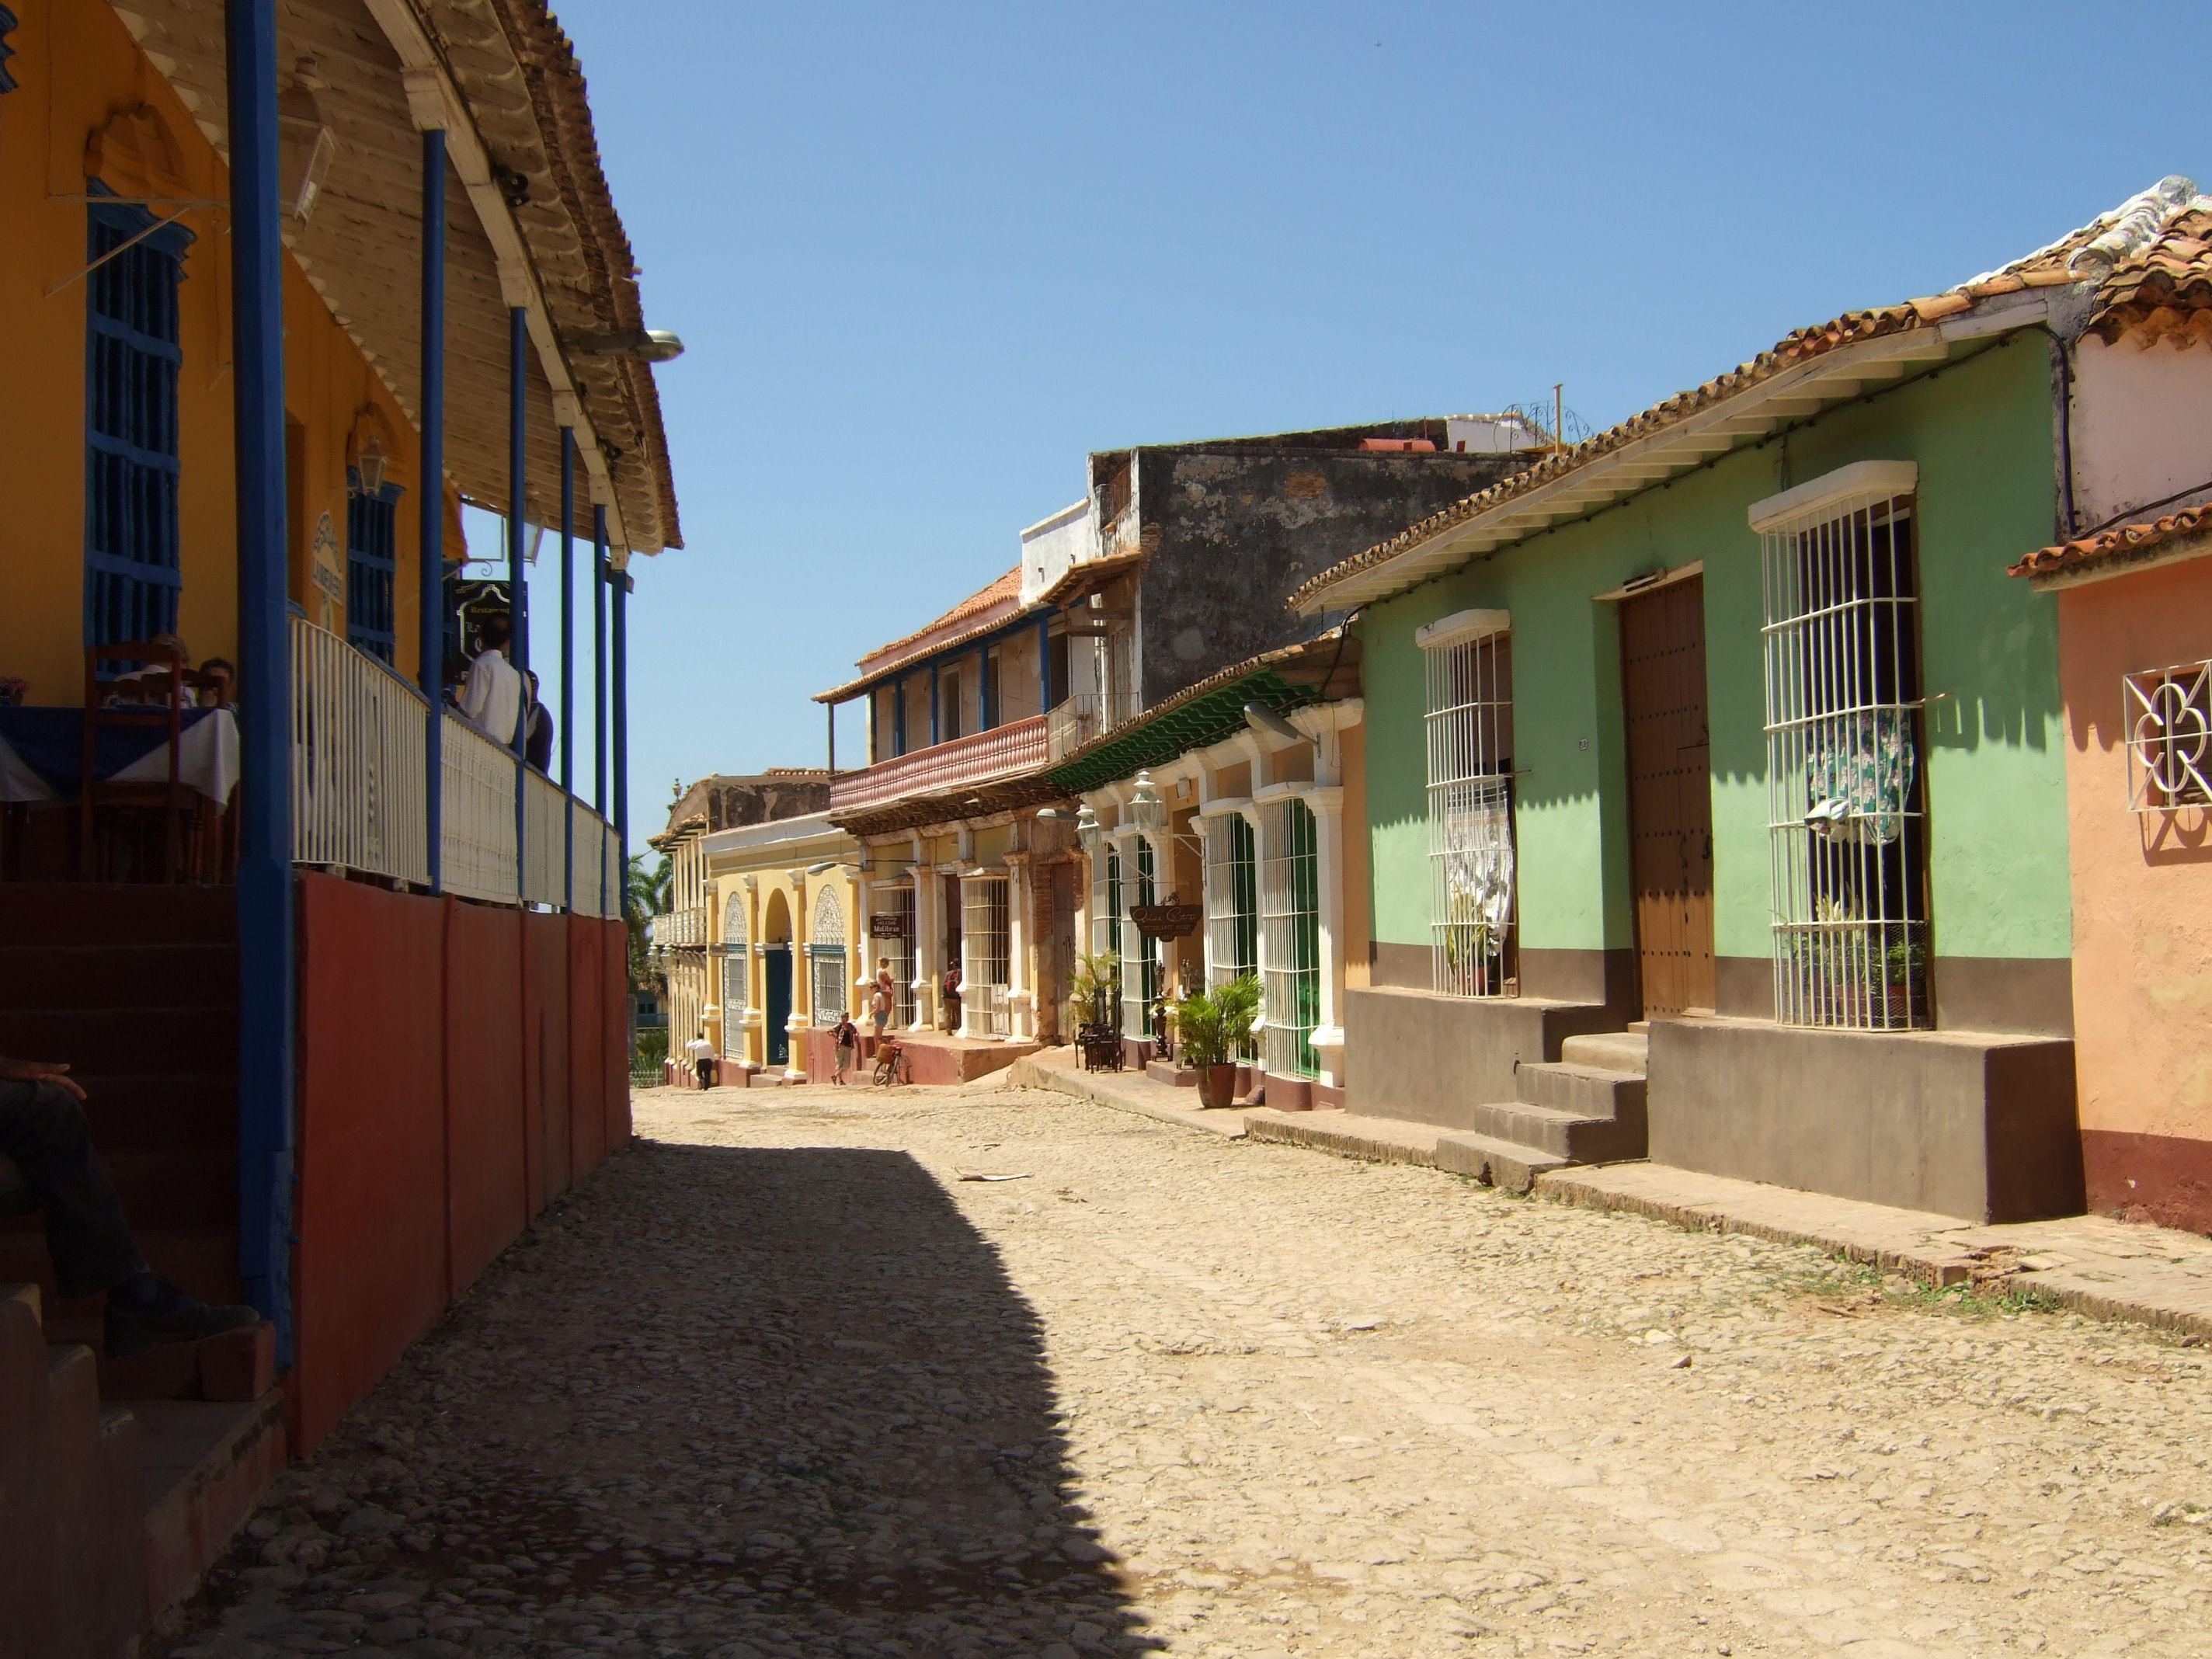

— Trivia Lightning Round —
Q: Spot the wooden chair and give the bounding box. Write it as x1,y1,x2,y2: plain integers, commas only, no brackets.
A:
80,640,188,882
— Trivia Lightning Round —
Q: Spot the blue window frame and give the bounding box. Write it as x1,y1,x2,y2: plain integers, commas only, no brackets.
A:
346,469,404,663
84,196,190,652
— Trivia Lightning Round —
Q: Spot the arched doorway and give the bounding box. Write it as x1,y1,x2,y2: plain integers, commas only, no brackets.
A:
762,888,793,1066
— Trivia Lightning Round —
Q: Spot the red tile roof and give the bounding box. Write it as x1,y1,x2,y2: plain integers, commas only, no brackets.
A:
2009,503,2212,582
857,568,1022,671
1292,177,2212,614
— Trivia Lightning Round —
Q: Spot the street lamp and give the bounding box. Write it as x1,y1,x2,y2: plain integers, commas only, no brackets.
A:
1243,702,1305,745
1074,803,1103,855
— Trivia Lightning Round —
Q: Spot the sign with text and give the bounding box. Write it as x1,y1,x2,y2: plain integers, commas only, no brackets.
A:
868,913,910,938
1129,903,1201,941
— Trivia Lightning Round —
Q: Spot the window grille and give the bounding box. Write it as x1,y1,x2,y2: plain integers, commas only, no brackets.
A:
962,876,1011,1036
84,198,188,652
1762,478,1930,1031
721,892,749,1056
1424,623,1516,996
809,885,847,1024
346,471,402,664
874,885,918,1027
1121,839,1160,1041
1205,812,1258,987
2126,659,2211,812
1261,798,1320,1078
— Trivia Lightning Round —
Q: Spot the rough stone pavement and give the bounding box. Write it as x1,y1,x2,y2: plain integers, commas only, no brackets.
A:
161,1083,2212,1659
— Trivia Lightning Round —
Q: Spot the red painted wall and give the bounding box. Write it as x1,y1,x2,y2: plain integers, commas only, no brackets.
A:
292,876,629,1455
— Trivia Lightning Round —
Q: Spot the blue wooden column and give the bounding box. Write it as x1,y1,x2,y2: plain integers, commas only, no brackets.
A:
593,504,607,817
612,558,631,921
928,662,941,747
507,304,527,902
892,675,906,756
419,125,446,894
559,426,575,911
224,0,293,1354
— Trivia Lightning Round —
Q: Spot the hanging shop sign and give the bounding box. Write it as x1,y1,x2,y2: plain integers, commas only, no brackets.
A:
1129,903,1201,941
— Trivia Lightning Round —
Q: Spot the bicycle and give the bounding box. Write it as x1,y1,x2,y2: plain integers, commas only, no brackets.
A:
871,1038,907,1087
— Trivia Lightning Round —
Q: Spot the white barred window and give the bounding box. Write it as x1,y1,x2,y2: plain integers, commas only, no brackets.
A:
1755,461,1930,1031
1120,840,1160,1041
1260,799,1320,1078
809,885,848,1025
1205,812,1257,987
721,890,750,1058
1421,609,1516,998
962,875,1011,1037
872,885,917,1026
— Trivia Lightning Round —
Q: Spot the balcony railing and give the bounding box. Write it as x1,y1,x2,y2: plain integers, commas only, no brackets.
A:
652,905,705,948
831,713,1049,812
1045,692,1139,762
289,615,621,916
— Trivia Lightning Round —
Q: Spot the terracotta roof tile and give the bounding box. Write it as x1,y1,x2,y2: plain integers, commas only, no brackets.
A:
1291,177,2212,613
857,568,1023,670
2009,503,2212,581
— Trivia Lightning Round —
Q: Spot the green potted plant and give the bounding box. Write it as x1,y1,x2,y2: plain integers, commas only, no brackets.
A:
1176,973,1261,1108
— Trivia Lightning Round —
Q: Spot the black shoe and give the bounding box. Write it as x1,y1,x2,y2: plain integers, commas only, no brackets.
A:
105,1277,261,1357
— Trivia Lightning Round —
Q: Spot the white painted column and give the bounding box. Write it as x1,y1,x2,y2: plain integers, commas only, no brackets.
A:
784,869,811,1080
1304,784,1347,1092
1240,802,1268,1080
1004,851,1033,1041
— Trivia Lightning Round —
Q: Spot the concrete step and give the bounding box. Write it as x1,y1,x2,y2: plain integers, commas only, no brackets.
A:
1434,1131,1567,1195
1560,1030,1647,1076
1459,1099,1647,1163
0,1226,243,1317
1516,1061,1647,1125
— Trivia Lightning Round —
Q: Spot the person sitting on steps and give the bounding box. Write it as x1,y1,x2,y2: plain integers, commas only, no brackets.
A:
0,1053,260,1356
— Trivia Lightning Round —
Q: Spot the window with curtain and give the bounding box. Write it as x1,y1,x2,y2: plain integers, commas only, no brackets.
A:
346,470,403,663
1424,623,1517,997
961,876,1011,1036
85,196,189,652
1261,798,1320,1079
1762,477,1929,1031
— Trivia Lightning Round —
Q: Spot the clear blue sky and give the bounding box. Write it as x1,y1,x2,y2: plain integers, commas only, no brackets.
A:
505,1,2203,839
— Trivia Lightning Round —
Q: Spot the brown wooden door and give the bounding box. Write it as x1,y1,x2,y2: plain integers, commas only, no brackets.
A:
1620,578,1716,1016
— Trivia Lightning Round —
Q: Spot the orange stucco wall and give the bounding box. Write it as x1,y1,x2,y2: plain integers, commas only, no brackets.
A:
2054,552,2212,1229
0,0,426,705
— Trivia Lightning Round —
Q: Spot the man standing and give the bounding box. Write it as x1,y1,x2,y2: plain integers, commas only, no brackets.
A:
458,611,523,747
683,1028,717,1089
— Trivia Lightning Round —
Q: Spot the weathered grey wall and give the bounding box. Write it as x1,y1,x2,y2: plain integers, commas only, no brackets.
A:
1136,447,1521,704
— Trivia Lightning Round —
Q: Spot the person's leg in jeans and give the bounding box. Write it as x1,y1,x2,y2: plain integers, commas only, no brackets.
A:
0,1063,259,1355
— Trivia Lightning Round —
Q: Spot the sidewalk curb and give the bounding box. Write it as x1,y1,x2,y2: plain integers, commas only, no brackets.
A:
1010,1059,2212,1344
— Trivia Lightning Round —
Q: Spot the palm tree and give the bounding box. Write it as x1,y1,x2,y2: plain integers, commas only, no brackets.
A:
625,851,671,994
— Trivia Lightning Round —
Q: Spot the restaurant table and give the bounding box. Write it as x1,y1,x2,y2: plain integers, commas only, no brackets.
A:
0,705,241,805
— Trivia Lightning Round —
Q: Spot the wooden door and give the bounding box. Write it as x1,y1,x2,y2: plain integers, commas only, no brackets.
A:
1620,578,1716,1016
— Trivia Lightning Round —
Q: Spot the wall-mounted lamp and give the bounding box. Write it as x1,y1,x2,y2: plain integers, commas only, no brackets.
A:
1130,770,1165,834
353,431,388,496
1074,803,1103,855
1243,702,1306,745
568,328,687,363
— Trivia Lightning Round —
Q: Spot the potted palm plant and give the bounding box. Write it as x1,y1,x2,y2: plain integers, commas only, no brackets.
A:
1175,974,1261,1108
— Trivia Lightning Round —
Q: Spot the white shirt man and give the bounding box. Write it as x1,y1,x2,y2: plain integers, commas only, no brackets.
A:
458,626,522,747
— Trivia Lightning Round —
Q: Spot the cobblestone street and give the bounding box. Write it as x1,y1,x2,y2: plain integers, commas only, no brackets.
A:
167,1084,2212,1659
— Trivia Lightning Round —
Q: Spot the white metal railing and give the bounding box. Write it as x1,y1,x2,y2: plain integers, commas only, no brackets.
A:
289,616,621,916
440,709,517,904
1046,692,1139,762
290,615,430,885
523,769,565,909
832,714,1048,812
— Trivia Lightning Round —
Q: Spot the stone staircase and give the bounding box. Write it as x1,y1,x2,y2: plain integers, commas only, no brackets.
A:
1434,1027,1648,1192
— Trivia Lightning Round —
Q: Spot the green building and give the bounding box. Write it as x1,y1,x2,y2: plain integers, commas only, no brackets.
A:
1294,181,2209,1222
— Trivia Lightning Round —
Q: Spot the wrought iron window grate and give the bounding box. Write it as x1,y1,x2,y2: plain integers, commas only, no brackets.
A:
1424,623,1516,997
875,885,918,1026
963,876,1012,1037
2126,659,2211,812
809,885,848,1024
85,198,188,652
1121,840,1160,1041
1205,812,1258,1059
1762,484,1931,1031
721,891,750,1056
1261,798,1320,1079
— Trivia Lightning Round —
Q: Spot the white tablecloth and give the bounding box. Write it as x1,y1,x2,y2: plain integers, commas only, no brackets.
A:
0,708,240,805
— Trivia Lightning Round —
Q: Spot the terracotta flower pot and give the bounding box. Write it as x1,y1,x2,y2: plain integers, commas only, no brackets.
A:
1198,1063,1237,1109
